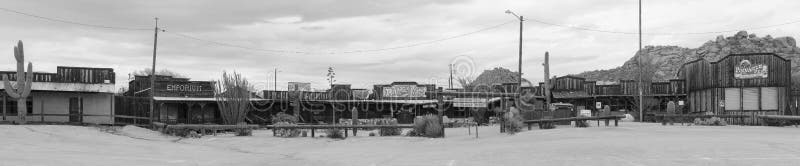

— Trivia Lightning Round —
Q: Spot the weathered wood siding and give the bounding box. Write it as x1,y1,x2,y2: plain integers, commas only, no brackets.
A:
552,76,584,92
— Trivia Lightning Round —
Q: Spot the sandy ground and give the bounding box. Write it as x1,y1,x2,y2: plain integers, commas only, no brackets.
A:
1,122,799,166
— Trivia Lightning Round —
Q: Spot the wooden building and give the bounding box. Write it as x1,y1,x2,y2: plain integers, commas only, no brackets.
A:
1,66,115,124
547,75,687,118
677,53,791,116
122,75,221,124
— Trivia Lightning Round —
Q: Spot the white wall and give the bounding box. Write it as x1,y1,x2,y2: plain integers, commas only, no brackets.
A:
5,92,114,124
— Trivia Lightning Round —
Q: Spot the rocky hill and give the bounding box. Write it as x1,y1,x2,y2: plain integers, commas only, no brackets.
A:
575,31,800,81
468,67,529,87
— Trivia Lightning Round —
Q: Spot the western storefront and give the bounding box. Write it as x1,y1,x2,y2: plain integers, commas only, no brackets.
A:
678,53,791,121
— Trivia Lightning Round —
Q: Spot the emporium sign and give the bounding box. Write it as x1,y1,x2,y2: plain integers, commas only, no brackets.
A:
382,85,427,98
734,60,768,79
166,84,204,92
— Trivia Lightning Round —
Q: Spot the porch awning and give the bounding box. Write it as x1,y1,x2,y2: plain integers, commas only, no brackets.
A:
153,97,271,102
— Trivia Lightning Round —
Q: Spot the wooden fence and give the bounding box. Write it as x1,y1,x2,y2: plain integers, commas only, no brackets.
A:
114,96,151,125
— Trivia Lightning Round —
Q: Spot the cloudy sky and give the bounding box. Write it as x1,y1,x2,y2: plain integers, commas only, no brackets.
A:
1,0,798,91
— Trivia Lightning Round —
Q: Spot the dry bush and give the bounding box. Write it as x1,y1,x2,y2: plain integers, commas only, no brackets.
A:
409,115,443,138
326,128,345,139
377,120,401,136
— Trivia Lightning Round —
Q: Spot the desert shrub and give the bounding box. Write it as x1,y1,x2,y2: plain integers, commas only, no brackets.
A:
504,115,525,135
410,114,443,138
234,128,252,136
693,117,727,126
326,128,345,139
575,115,590,128
273,122,301,137
377,120,401,136
693,118,703,125
413,116,427,134
174,129,201,138
272,112,299,124
369,132,376,136
706,117,727,126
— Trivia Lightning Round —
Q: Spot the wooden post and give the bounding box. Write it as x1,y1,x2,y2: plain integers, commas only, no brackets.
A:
437,87,445,138
3,95,6,121
40,100,43,122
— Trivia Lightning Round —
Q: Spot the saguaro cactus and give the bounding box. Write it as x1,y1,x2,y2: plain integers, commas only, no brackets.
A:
2,41,33,124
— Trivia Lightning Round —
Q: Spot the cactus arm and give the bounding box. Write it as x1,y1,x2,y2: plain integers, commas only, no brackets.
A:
14,47,23,81
2,75,21,99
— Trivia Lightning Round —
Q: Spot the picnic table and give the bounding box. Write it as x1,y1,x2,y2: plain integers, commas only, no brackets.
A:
523,115,625,130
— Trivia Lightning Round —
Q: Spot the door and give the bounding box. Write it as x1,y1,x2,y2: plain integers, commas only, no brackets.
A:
69,97,82,123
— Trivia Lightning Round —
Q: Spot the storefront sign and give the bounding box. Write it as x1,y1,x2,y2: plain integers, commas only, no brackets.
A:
382,85,427,98
734,60,768,79
454,102,486,108
157,81,215,97
453,98,487,108
166,84,203,92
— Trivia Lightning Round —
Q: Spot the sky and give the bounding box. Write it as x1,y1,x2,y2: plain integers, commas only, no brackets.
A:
0,0,798,92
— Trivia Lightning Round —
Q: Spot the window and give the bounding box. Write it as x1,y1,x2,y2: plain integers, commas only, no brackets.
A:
3,96,33,116
761,87,778,110
724,88,740,110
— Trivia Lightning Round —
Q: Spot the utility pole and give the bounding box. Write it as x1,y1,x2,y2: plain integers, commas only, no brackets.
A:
544,52,551,111
638,0,644,122
517,15,524,102
274,68,277,91
506,10,524,105
149,17,160,124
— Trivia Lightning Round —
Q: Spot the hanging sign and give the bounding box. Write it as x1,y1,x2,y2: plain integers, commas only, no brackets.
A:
595,102,602,109
734,60,768,79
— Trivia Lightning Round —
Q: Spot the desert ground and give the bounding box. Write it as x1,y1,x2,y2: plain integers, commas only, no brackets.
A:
1,122,799,166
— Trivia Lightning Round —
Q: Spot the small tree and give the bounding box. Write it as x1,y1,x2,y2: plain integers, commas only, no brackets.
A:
326,66,336,87
214,71,252,125
132,68,187,78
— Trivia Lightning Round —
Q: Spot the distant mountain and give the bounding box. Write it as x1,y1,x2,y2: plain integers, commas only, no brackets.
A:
575,31,800,81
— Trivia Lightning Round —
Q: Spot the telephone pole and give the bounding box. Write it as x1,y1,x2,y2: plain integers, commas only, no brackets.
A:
274,68,277,91
506,10,524,103
638,0,644,122
149,17,160,124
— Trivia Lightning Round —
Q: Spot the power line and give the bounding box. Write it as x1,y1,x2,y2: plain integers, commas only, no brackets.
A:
165,20,516,54
0,7,150,31
525,17,800,35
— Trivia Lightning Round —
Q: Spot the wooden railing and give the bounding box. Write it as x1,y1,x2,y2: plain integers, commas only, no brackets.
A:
0,66,114,84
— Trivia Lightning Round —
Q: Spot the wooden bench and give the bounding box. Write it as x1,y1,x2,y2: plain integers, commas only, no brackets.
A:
267,124,415,138
523,115,625,130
